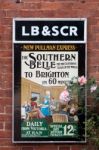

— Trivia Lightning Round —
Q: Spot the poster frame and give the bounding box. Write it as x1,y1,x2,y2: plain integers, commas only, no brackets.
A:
12,18,87,143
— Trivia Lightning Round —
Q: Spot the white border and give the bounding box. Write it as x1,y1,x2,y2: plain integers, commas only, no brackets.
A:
12,18,87,143
85,18,87,144
13,18,87,44
12,21,14,143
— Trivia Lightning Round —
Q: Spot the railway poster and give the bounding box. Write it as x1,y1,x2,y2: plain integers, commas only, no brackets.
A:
13,18,87,143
